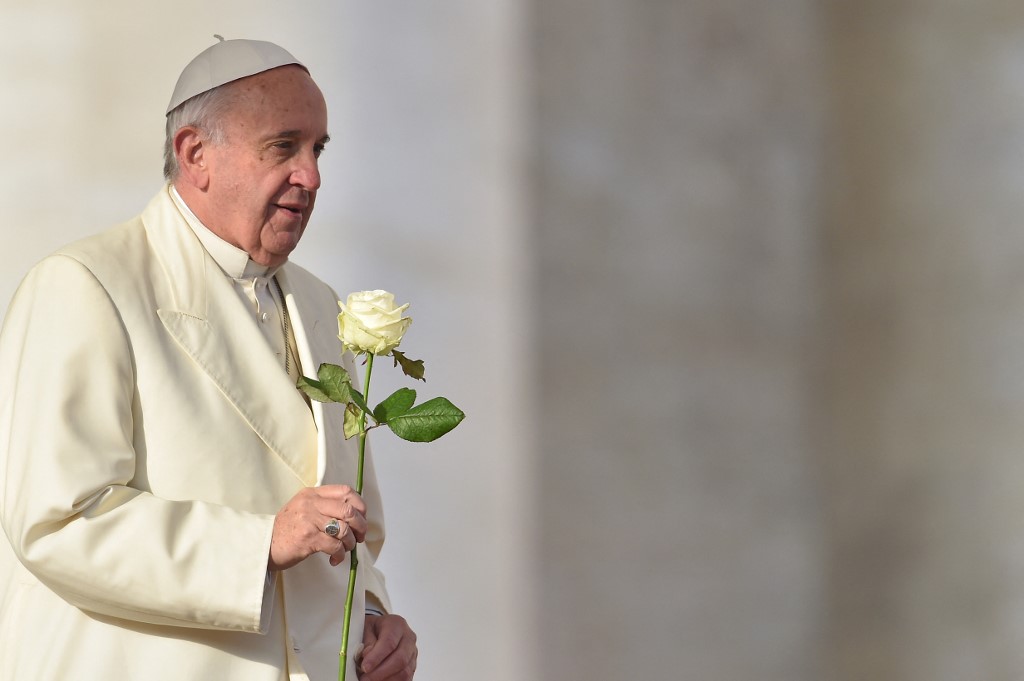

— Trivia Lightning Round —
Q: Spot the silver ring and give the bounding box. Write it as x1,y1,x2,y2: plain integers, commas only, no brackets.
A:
325,518,342,537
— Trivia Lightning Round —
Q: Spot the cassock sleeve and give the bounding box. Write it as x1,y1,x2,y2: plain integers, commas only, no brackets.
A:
0,254,276,632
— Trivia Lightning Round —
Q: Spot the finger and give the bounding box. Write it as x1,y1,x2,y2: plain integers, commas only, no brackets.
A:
321,518,355,552
329,548,350,569
338,524,356,552
315,502,368,542
361,644,416,681
315,485,368,515
333,502,368,537
346,513,367,542
396,648,418,681
319,510,365,548
328,545,352,567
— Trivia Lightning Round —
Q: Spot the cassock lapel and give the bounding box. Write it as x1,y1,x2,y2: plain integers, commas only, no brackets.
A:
144,188,319,487
275,267,331,486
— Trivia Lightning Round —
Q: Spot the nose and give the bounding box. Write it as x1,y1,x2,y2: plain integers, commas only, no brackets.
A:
292,150,321,191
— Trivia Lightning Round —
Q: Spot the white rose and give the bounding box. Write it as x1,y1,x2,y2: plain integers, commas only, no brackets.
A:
337,290,412,356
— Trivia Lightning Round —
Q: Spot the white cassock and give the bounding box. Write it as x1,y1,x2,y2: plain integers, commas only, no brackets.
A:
0,185,391,681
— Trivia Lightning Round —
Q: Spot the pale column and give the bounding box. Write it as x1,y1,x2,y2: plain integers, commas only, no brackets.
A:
530,2,826,679
820,4,1024,680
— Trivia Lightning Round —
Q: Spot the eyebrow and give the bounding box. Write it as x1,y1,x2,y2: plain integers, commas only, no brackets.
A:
269,130,331,145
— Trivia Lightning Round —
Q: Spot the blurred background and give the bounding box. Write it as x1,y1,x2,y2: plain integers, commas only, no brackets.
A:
6,1,1024,679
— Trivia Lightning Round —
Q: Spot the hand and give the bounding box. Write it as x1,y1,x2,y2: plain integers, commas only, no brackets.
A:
359,613,418,681
268,485,367,571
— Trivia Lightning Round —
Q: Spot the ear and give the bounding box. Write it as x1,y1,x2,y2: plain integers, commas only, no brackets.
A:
173,126,211,191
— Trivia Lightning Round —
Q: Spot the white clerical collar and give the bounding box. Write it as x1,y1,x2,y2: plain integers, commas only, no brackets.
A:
169,184,282,280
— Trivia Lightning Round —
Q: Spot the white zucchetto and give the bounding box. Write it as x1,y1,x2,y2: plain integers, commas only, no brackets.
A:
166,37,305,115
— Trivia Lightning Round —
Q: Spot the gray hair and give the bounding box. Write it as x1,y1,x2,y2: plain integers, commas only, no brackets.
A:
162,85,234,181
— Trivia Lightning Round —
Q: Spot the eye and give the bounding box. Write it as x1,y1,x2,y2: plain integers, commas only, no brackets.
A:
273,141,294,151
313,143,326,158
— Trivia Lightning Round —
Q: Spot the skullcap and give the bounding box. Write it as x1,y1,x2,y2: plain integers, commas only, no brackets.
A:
166,37,305,114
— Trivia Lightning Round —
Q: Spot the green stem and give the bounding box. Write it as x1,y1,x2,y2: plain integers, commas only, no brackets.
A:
356,353,374,494
339,353,375,681
338,551,359,680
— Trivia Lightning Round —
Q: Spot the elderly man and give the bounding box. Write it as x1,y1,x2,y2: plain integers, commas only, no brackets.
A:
0,39,416,680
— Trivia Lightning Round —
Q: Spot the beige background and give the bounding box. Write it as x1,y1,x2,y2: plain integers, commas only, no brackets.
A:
6,2,1024,680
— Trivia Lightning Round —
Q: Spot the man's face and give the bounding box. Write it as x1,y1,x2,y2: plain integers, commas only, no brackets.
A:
200,65,329,267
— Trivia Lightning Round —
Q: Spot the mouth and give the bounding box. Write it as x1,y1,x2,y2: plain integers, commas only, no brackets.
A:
275,204,305,215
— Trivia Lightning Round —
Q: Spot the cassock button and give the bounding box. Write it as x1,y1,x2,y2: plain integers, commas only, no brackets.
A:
260,312,270,323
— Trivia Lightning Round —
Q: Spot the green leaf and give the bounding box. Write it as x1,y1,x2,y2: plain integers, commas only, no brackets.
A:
343,404,362,440
298,362,376,419
297,363,352,403
317,363,353,397
345,384,372,417
296,375,333,403
392,350,426,382
373,388,417,424
386,396,465,443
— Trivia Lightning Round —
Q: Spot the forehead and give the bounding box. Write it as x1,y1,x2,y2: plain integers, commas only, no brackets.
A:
220,65,328,135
